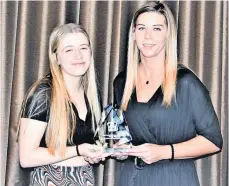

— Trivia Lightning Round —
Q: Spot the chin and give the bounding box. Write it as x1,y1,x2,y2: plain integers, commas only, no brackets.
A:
62,69,88,78
71,71,87,77
142,53,157,58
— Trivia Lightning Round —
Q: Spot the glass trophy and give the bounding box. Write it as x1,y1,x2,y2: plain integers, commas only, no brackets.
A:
94,104,132,153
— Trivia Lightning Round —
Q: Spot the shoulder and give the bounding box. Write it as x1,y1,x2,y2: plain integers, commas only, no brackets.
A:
36,74,52,92
25,74,52,113
113,71,127,97
31,74,52,101
113,71,126,84
22,74,52,121
177,64,209,94
113,71,127,89
177,64,198,83
113,71,127,104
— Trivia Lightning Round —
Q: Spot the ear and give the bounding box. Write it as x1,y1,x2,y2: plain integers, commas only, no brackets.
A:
55,53,60,65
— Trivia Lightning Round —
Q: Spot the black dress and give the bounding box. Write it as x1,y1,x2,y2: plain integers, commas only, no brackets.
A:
113,64,223,186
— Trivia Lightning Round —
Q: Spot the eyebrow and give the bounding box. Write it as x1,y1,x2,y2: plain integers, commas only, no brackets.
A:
80,44,89,47
61,44,89,51
136,24,164,27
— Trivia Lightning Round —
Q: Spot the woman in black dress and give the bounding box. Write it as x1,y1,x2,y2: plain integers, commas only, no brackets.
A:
18,23,107,185
113,2,223,186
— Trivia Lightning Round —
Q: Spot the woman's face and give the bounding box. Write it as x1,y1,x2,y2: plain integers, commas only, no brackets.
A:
134,12,168,59
57,33,91,77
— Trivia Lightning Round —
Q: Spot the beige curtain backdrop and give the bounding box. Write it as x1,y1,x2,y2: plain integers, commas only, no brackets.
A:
1,1,228,186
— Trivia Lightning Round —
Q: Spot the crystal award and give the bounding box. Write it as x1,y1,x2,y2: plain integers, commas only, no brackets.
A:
94,104,132,153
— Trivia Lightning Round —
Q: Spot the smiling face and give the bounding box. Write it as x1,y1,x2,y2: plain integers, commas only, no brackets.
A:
56,33,91,77
134,12,168,60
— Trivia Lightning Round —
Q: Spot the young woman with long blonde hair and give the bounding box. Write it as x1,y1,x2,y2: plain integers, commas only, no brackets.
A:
18,23,106,186
113,2,223,186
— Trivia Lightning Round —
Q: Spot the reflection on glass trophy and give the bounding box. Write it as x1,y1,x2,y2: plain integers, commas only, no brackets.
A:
94,104,132,153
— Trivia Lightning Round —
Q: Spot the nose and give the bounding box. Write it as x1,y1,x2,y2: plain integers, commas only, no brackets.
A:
144,28,152,39
74,49,82,60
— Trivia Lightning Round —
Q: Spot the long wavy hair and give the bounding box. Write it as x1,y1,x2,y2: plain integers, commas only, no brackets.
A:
18,23,101,157
121,1,177,110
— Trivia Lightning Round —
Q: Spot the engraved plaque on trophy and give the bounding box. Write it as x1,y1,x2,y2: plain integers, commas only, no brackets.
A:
94,104,132,153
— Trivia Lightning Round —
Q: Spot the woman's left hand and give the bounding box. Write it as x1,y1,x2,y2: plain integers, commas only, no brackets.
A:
127,143,167,164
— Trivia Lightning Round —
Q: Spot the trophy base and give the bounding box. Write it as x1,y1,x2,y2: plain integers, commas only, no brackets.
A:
104,148,128,153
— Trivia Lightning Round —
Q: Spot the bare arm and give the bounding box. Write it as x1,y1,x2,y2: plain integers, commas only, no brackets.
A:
127,135,220,164
19,118,103,168
160,135,220,160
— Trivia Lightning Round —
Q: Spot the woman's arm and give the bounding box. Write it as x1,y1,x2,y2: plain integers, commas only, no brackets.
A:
127,135,220,164
19,118,103,168
162,135,220,160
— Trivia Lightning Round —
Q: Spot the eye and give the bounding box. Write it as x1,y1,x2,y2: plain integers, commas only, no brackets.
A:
153,27,161,31
65,49,73,53
80,46,89,50
137,27,145,31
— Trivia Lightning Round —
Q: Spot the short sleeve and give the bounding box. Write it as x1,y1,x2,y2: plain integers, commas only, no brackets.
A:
22,80,51,123
189,74,223,150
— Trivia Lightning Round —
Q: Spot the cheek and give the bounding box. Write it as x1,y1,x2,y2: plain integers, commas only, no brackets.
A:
156,31,167,41
58,55,66,64
135,36,143,48
58,53,74,62
135,32,144,41
83,51,92,61
154,35,167,45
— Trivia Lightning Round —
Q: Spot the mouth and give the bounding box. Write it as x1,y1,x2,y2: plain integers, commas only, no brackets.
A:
143,44,155,48
71,62,85,65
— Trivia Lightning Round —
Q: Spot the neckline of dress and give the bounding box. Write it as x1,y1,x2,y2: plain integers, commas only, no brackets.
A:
71,93,91,122
133,85,162,104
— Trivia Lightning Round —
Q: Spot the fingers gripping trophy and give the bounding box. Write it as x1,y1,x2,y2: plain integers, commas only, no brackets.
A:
94,104,132,153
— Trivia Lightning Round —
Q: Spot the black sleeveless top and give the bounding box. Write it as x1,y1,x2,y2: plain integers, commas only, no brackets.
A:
22,73,95,147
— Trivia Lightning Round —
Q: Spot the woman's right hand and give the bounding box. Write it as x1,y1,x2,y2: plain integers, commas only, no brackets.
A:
80,143,112,164
78,143,103,158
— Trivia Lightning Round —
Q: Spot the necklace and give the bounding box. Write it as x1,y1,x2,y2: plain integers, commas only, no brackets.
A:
138,68,151,86
138,69,151,86
139,64,152,85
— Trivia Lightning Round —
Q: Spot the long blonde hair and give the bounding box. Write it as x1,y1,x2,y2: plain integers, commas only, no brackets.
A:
121,1,177,110
19,23,101,157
